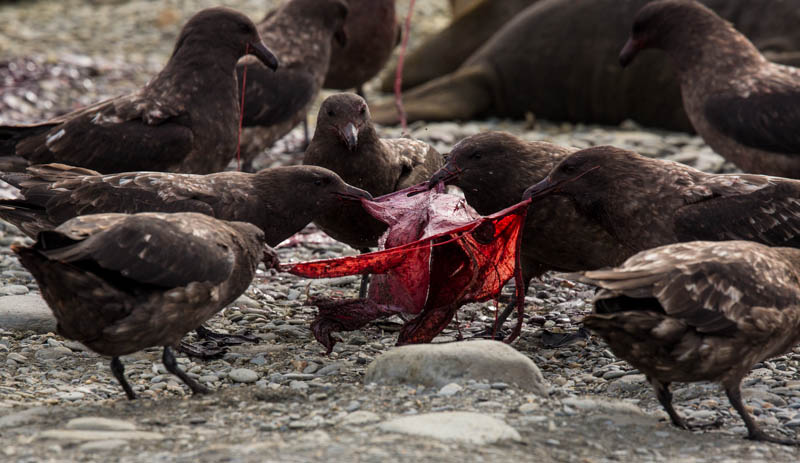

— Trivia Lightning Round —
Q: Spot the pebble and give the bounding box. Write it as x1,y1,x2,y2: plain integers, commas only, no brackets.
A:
228,368,259,383
290,381,309,391
438,383,463,397
378,412,521,445
232,295,260,309
58,392,85,401
365,340,547,395
79,439,129,452
316,364,340,376
66,417,136,432
606,374,648,395
7,352,27,363
518,403,539,414
0,285,29,295
339,411,381,426
37,430,164,442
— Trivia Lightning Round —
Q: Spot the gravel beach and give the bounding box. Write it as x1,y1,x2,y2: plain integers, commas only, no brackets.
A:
1,1,799,461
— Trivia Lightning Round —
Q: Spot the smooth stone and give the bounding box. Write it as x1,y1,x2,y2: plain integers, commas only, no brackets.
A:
0,285,29,296
438,383,463,397
232,295,260,309
316,364,340,376
37,430,164,441
0,407,49,429
378,412,521,445
79,439,129,452
66,417,136,431
229,368,259,383
339,411,381,426
35,346,73,361
602,370,626,380
290,380,309,391
0,295,57,333
518,403,538,414
365,340,547,395
561,397,645,416
273,325,310,339
743,388,787,407
606,374,648,395
199,375,219,383
7,352,26,363
283,373,316,381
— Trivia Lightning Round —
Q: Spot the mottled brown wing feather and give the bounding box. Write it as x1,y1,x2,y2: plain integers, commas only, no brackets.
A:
391,142,443,189
15,95,193,173
40,215,233,288
704,89,800,155
584,243,798,337
239,64,316,127
674,181,800,247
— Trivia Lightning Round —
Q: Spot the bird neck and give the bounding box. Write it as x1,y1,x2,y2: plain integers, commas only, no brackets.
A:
260,14,335,68
662,21,765,76
252,173,316,246
158,37,243,90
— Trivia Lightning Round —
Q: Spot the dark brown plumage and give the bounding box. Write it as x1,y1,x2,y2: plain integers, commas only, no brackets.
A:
620,0,800,178
237,0,349,171
427,132,631,333
303,93,443,251
524,146,800,252
13,212,270,399
0,163,371,246
430,132,630,277
569,240,800,445
0,7,278,175
323,0,398,95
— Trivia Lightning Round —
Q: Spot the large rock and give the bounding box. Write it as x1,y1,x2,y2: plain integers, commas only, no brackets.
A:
378,412,521,445
364,340,548,395
0,295,56,333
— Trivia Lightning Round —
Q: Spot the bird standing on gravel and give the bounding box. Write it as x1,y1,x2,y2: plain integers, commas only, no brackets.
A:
523,146,800,252
237,0,349,171
569,240,800,445
13,212,271,400
0,164,371,357
427,132,631,336
0,163,372,245
0,7,279,175
620,0,800,178
303,93,443,297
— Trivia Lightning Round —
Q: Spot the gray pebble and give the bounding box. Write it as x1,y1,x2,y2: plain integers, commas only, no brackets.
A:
317,364,340,376
438,383,463,397
229,368,259,383
290,380,309,391
0,284,29,295
7,352,27,363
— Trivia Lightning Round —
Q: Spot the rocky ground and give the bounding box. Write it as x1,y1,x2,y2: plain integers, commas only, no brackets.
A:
1,1,800,462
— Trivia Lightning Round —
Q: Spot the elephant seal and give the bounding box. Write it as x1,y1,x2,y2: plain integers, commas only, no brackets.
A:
323,0,398,94
380,0,536,93
372,0,800,132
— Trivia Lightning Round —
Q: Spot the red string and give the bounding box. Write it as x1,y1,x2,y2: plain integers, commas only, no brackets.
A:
236,44,249,172
394,0,415,134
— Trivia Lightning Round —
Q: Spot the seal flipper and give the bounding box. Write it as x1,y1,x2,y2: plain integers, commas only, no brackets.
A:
371,65,494,125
